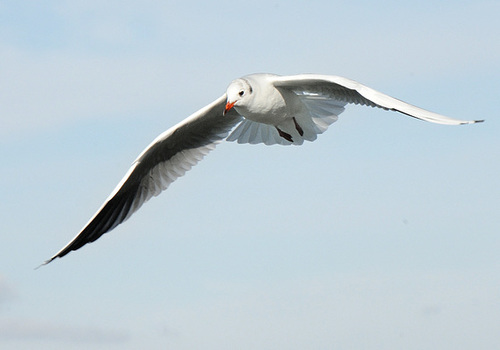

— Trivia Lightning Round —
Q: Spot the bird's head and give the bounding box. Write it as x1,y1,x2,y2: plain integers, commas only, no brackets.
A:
224,78,253,115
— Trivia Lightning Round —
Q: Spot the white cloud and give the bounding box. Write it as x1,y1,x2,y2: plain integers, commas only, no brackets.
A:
0,318,129,344
0,276,16,305
0,276,127,345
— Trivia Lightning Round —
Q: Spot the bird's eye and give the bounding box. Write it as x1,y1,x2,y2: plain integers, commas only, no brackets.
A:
238,90,245,97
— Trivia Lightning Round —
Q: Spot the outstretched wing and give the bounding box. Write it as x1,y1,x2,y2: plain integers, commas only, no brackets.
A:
44,95,242,264
272,74,483,125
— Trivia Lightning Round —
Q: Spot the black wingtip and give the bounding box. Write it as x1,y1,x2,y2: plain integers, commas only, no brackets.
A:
459,119,484,125
34,256,56,270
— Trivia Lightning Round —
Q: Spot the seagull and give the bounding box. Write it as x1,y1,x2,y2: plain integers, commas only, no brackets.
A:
43,73,483,265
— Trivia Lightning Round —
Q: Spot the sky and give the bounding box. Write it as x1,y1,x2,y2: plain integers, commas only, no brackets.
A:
1,1,499,349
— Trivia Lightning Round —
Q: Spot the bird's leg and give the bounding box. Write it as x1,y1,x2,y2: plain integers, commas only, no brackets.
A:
292,117,304,136
276,127,293,142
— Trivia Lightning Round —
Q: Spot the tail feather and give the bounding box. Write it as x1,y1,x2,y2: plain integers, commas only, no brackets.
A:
227,94,345,146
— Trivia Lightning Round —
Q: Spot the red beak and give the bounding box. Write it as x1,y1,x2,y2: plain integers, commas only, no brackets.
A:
224,101,235,115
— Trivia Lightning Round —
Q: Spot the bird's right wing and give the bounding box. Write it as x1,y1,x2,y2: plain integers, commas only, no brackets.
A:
44,95,242,264
272,74,484,125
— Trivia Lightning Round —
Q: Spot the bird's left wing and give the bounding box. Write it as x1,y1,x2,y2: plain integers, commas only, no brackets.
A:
44,95,242,264
272,74,484,125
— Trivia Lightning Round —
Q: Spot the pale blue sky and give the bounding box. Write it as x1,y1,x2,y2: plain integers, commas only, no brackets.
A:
1,1,499,349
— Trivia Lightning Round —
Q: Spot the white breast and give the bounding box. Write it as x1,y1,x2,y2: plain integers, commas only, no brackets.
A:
235,74,289,125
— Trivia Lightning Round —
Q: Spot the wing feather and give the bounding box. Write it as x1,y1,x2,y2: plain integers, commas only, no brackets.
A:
45,95,242,264
272,74,483,125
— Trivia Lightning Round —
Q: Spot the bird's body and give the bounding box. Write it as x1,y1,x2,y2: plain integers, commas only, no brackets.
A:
228,74,288,123
43,73,483,265
227,74,315,143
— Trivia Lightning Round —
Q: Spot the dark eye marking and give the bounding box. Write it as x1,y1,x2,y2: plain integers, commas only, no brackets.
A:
238,90,245,97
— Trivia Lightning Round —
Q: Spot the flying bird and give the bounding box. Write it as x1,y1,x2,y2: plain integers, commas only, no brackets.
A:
43,73,483,265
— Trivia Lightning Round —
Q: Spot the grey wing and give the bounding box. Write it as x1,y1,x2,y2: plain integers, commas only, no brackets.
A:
44,95,242,264
272,74,484,125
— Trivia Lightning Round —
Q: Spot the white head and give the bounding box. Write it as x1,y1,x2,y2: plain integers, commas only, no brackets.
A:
224,78,253,115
